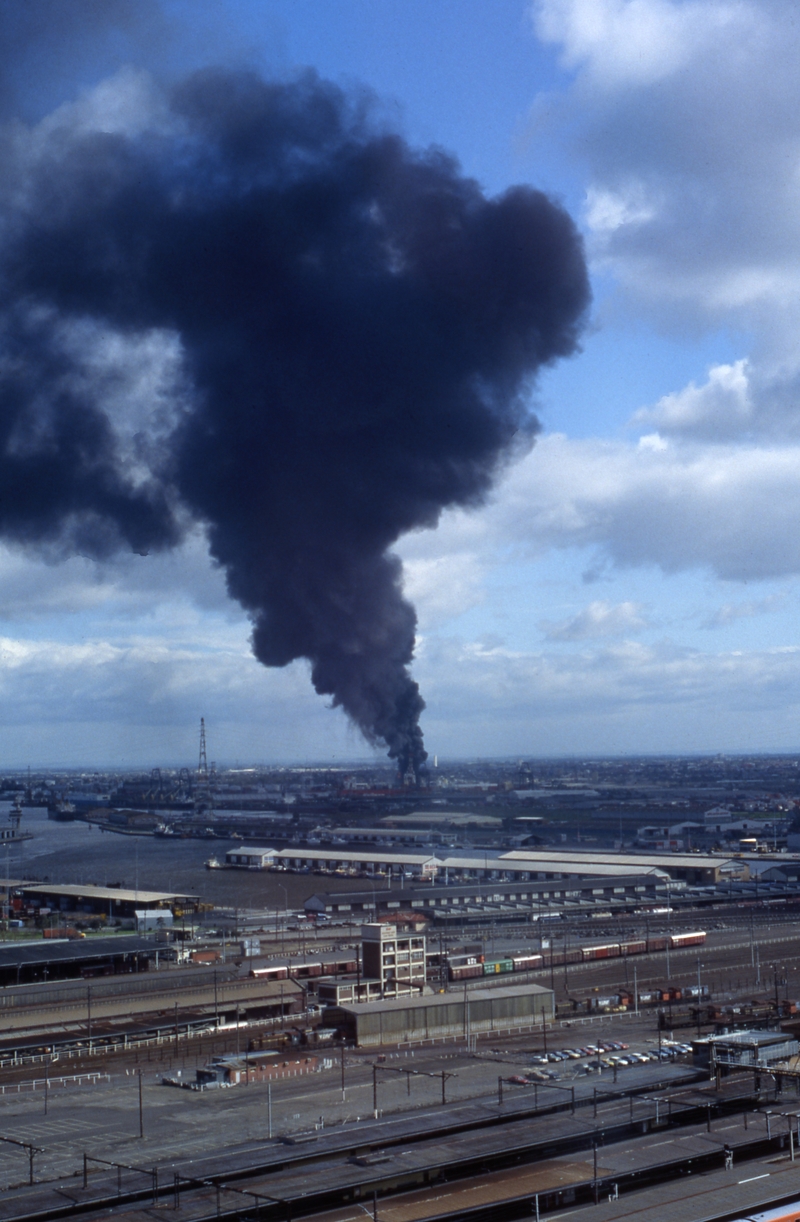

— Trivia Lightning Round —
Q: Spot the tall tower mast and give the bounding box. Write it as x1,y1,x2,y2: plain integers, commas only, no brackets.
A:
198,717,208,783
195,717,213,812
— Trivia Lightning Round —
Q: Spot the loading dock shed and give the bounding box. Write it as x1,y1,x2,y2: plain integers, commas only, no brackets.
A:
325,982,554,1047
0,935,160,986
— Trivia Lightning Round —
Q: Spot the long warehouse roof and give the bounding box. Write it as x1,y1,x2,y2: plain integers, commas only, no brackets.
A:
266,847,672,877
332,981,553,1016
274,848,441,866
499,849,740,870
0,880,196,903
440,855,668,877
0,935,158,967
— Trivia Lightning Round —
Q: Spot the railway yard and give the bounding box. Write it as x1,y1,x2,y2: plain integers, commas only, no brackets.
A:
0,903,799,1222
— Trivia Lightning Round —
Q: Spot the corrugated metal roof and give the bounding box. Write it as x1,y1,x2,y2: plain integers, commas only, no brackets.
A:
0,884,192,904
500,849,738,870
332,981,553,1016
0,935,158,967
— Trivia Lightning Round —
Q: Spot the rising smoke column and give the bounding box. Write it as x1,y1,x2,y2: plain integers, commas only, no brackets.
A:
0,69,589,777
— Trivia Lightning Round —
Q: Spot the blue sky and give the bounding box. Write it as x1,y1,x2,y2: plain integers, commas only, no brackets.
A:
2,0,800,767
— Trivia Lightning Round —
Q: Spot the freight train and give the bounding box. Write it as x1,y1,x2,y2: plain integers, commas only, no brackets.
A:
448,931,706,981
250,955,358,981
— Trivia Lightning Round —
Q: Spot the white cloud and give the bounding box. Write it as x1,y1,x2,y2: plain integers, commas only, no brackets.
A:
585,182,657,233
0,530,235,625
34,66,174,142
633,360,753,440
703,591,787,628
540,598,649,639
410,432,800,585
0,626,367,766
534,0,750,89
417,631,800,755
532,0,800,439
400,551,486,628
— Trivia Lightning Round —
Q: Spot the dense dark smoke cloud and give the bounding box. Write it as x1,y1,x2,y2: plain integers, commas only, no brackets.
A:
0,68,589,776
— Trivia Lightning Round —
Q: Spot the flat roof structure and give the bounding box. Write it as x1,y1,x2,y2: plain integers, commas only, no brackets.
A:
326,982,554,1046
705,1029,800,1067
440,854,668,879
305,874,668,920
0,935,157,969
499,848,748,884
0,880,196,906
0,879,198,922
245,844,745,885
273,848,442,875
267,847,668,881
0,934,159,985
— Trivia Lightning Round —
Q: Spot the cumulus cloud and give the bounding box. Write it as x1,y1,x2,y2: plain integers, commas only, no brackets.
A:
0,531,234,625
703,591,788,629
533,0,800,441
0,624,362,765
632,360,753,440
535,0,750,89
400,552,487,628
540,598,649,640
416,630,800,754
415,432,800,584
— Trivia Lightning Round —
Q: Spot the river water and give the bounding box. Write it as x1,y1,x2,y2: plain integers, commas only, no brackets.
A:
0,805,358,912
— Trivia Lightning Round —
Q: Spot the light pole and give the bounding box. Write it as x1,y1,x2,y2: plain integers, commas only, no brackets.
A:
278,883,288,951
665,878,671,983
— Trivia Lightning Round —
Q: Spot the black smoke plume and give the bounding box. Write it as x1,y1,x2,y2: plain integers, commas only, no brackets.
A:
0,69,589,778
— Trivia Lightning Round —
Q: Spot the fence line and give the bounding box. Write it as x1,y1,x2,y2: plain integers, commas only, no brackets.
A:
0,1072,109,1095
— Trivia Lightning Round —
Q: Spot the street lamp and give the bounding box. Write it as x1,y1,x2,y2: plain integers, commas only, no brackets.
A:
278,883,288,951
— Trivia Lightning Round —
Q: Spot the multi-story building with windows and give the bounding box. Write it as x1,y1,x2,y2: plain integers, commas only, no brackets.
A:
360,923,426,997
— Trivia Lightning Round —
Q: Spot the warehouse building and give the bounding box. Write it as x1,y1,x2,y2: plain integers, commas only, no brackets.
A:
0,935,160,986
1,880,198,921
325,982,554,1047
224,847,276,869
249,845,745,886
500,849,748,886
704,1030,799,1070
304,873,674,923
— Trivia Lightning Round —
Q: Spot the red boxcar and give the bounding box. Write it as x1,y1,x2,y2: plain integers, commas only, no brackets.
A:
449,963,483,981
584,943,621,961
647,936,668,952
669,931,706,948
251,965,289,980
620,939,646,955
512,954,543,972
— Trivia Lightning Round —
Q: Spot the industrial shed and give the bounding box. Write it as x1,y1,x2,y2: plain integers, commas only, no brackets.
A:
0,935,160,986
325,982,553,1047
